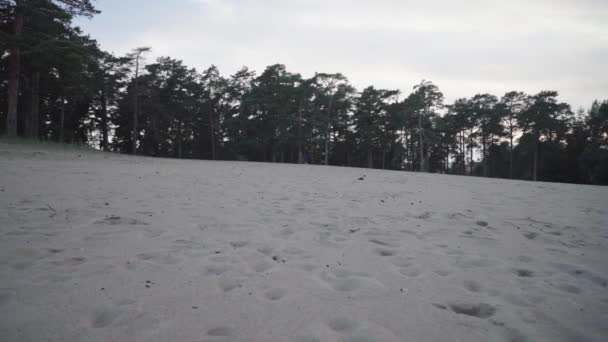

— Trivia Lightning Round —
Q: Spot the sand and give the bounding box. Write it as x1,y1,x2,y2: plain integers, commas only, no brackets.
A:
1,142,607,342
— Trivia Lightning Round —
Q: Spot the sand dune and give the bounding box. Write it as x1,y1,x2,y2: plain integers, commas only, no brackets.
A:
1,142,607,342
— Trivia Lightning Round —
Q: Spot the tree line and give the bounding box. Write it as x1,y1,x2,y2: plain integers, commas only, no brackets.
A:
2,1,607,184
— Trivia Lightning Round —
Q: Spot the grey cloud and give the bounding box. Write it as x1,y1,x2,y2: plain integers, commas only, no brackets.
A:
83,0,608,107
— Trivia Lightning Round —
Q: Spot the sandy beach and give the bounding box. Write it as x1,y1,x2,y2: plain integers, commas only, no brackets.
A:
1,142,607,342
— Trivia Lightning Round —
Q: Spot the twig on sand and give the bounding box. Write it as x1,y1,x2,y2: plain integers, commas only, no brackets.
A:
46,203,57,218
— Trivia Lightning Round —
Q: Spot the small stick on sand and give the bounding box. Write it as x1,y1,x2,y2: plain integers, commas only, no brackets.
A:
46,203,57,218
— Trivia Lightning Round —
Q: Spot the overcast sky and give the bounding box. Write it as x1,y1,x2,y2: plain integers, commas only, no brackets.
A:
76,0,608,109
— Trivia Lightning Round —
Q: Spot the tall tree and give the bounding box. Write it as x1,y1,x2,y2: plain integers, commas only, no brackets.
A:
221,67,256,160
3,0,98,136
91,52,130,150
199,65,227,160
470,93,500,177
518,91,571,181
500,91,527,178
311,73,351,165
410,80,443,172
353,86,399,168
127,46,150,154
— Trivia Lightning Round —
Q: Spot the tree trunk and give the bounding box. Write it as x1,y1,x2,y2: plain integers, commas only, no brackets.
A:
152,113,160,156
324,93,334,165
533,132,539,181
297,99,303,163
367,149,373,168
509,129,514,179
23,72,36,139
469,131,474,175
418,111,424,172
100,85,108,151
401,130,407,170
381,149,386,169
177,120,183,159
461,130,466,175
132,57,139,155
208,100,216,160
409,132,414,171
29,71,40,139
482,134,487,177
5,5,24,137
59,98,66,143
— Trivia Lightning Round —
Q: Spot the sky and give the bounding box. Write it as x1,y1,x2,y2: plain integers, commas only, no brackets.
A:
75,0,608,109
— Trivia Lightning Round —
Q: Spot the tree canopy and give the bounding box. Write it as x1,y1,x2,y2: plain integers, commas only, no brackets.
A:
2,1,607,185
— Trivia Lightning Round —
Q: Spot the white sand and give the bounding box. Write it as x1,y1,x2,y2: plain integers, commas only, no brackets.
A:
1,142,607,342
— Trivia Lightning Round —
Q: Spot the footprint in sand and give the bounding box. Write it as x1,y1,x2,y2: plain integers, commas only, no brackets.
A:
142,227,165,238
95,215,147,226
501,293,531,307
279,227,295,238
501,326,529,342
136,252,180,265
327,317,358,333
51,256,86,267
319,268,385,293
295,336,321,342
514,269,534,278
399,268,422,277
204,264,229,276
229,241,248,248
207,326,232,337
545,247,568,254
257,246,274,257
389,256,423,277
0,289,16,306
264,288,286,301
463,280,483,292
434,269,452,277
115,298,137,306
5,230,30,237
373,248,397,257
390,257,413,268
331,278,361,292
550,263,607,288
210,255,228,263
455,258,500,269
445,302,496,319
332,268,369,278
341,336,374,342
416,211,433,220
447,212,468,220
250,259,274,273
556,283,581,294
90,307,119,328
297,263,318,272
296,317,398,342
516,255,533,263
218,276,242,293
369,239,398,247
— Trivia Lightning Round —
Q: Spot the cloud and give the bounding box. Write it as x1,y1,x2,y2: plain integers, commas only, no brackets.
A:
80,0,608,108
